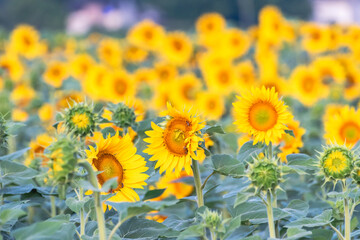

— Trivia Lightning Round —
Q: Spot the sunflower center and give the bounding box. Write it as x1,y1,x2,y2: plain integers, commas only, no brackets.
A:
164,118,191,156
218,71,229,84
182,84,196,100
23,35,33,46
172,40,183,51
340,121,360,143
144,30,153,40
302,76,315,91
72,113,90,129
249,102,278,131
51,67,61,77
207,100,216,110
114,78,127,95
324,151,347,173
311,31,320,40
93,153,124,192
206,22,214,31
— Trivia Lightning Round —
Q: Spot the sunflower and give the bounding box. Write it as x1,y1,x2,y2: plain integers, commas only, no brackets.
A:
133,67,157,85
328,25,343,51
123,45,148,63
43,61,68,88
143,103,205,176
154,61,178,83
55,91,84,110
25,133,53,167
85,132,149,206
258,6,285,47
220,28,250,59
10,84,35,107
324,106,360,147
97,38,122,68
0,54,24,82
259,75,287,96
12,108,29,122
323,104,344,122
311,56,345,84
9,25,41,59
151,82,174,112
127,20,165,51
277,119,306,162
234,61,257,90
344,25,360,51
172,73,202,109
38,103,54,122
154,170,194,200
204,63,236,95
196,90,224,120
105,70,136,103
83,64,108,101
161,32,193,66
301,23,330,54
233,86,293,145
70,54,95,81
196,13,225,48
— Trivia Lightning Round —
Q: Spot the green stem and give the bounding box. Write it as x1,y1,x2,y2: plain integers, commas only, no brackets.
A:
344,197,351,240
192,159,204,207
210,229,217,240
79,162,106,240
79,187,85,237
266,190,276,239
50,195,56,218
268,141,273,159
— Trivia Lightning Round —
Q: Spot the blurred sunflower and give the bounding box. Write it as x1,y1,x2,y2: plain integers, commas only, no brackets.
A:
86,133,149,206
196,90,224,120
204,63,236,95
123,45,148,63
312,56,345,84
234,60,257,90
70,54,95,81
324,105,360,147
220,28,250,59
97,38,122,68
38,103,54,122
9,25,41,59
10,84,35,107
196,13,225,48
172,73,202,109
151,82,174,112
161,32,193,66
154,61,178,84
0,54,24,82
259,75,287,96
83,64,108,100
277,119,306,162
43,61,68,88
143,103,205,176
289,65,329,106
105,70,136,103
127,19,165,51
55,91,84,110
25,133,53,167
233,86,293,145
301,23,330,54
12,108,29,122
323,104,344,122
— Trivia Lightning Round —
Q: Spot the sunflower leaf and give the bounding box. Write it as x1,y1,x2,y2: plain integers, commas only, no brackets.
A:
211,154,245,178
142,188,166,201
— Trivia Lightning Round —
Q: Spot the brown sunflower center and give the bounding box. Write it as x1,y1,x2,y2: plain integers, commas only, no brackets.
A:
340,121,360,143
164,118,191,156
144,29,153,40
249,102,278,131
218,71,230,84
93,153,124,192
302,76,315,91
114,78,127,95
172,40,183,51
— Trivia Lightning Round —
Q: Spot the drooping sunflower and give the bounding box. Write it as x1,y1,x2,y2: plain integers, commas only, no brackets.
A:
289,65,329,106
127,20,165,51
233,86,293,145
196,90,224,120
43,61,68,88
86,132,149,205
161,32,193,66
0,54,24,82
324,105,360,147
97,38,122,68
277,119,306,162
143,103,205,176
9,25,41,59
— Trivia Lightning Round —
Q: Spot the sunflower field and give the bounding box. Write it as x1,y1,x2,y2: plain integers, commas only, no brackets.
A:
2,4,360,240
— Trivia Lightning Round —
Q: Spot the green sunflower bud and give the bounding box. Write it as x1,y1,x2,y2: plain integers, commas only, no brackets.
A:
45,134,79,199
200,208,222,231
0,114,8,150
63,102,96,137
249,158,281,191
319,145,354,180
109,103,136,129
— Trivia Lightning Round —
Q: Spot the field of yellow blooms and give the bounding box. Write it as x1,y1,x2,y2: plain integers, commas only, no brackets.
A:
3,5,360,240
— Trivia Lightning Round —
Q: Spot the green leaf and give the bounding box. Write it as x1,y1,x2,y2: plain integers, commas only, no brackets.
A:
285,228,312,240
0,161,37,185
0,209,25,226
283,200,309,219
211,154,245,178
65,197,89,214
285,129,295,137
234,192,252,208
237,141,265,163
0,148,29,161
177,224,203,240
101,127,116,138
311,229,334,240
0,184,34,195
285,209,333,228
142,189,165,201
284,154,318,175
203,125,225,134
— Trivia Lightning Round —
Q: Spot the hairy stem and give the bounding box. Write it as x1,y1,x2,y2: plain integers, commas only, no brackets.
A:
79,187,85,236
192,159,204,207
50,195,56,218
266,190,276,238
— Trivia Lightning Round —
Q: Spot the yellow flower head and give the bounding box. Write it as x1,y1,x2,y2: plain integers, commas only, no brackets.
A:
9,25,41,59
312,56,345,84
104,70,136,103
70,54,95,80
11,84,35,107
154,61,178,84
97,38,122,68
0,54,24,82
172,73,202,109
25,133,53,167
38,103,54,122
324,105,360,147
143,103,205,176
86,132,149,204
43,61,68,88
196,90,224,120
233,86,293,145
161,32,193,66
234,60,257,90
127,20,165,51
123,45,148,63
